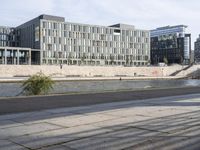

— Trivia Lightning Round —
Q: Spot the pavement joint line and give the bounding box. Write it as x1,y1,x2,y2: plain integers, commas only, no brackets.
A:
43,121,70,129
135,114,152,117
108,112,200,130
35,143,75,150
131,126,170,134
0,123,24,130
18,129,114,150
9,118,32,126
5,127,65,141
44,116,121,128
120,137,169,150
5,122,115,142
8,139,32,150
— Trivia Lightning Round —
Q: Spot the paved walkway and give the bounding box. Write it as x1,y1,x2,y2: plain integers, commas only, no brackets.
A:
0,94,200,150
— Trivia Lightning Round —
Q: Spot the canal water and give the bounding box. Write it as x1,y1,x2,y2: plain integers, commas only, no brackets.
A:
0,79,200,97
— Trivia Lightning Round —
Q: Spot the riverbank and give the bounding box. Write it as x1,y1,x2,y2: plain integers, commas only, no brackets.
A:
0,64,184,78
0,76,185,83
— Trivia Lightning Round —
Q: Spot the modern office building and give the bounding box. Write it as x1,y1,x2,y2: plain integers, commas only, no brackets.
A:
0,26,20,47
150,25,191,65
194,35,200,63
0,26,33,65
0,14,150,66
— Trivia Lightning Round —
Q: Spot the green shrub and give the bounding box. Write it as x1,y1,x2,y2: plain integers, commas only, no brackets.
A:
22,73,54,95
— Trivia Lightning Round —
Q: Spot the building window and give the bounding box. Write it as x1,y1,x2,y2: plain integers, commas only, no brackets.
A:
43,22,46,28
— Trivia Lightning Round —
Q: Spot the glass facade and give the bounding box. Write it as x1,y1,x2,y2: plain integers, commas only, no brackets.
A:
0,27,14,47
150,25,191,65
195,35,200,63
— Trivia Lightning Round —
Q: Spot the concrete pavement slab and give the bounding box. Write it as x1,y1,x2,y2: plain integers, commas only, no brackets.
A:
0,94,200,149
124,137,191,150
0,122,61,140
63,127,166,150
0,120,24,129
10,125,112,149
39,145,72,150
0,140,27,150
46,113,118,127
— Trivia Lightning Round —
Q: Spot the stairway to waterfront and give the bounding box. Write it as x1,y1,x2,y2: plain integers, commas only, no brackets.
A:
169,64,194,76
175,64,200,77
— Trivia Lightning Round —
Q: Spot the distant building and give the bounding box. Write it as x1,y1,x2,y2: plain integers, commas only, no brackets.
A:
0,14,150,66
194,35,200,63
190,50,195,64
0,26,18,47
151,25,191,65
0,26,32,65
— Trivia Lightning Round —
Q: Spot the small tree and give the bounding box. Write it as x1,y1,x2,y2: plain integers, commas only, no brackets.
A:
148,59,151,65
126,55,130,66
81,53,86,65
110,55,115,65
22,72,54,95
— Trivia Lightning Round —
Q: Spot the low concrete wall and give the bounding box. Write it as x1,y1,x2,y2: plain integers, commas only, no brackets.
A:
0,65,182,78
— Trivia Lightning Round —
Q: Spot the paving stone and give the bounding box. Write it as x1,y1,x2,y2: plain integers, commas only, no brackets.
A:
0,120,23,129
0,122,61,140
1,94,200,149
147,108,195,118
11,111,56,123
10,125,111,149
64,137,145,150
46,113,118,127
0,140,27,150
103,107,160,118
39,145,72,150
63,127,165,150
171,125,200,136
124,137,190,150
92,115,155,131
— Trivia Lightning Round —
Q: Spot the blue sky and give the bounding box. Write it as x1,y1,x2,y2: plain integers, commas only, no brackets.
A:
1,0,199,48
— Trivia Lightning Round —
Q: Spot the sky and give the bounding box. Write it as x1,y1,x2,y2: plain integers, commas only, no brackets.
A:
0,0,199,48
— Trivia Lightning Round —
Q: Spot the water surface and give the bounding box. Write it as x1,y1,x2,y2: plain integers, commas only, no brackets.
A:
0,79,200,97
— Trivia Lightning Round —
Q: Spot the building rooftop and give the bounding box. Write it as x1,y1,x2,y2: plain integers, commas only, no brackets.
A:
152,25,188,31
150,25,188,37
38,15,138,30
39,14,65,22
109,24,135,29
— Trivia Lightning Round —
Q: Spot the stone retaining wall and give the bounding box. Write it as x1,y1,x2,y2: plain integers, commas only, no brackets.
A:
0,65,183,77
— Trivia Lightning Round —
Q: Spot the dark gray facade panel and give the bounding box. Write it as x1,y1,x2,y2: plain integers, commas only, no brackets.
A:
109,24,135,30
39,14,65,22
16,18,40,49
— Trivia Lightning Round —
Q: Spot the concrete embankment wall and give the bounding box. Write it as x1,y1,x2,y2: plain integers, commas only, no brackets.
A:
0,65,183,77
